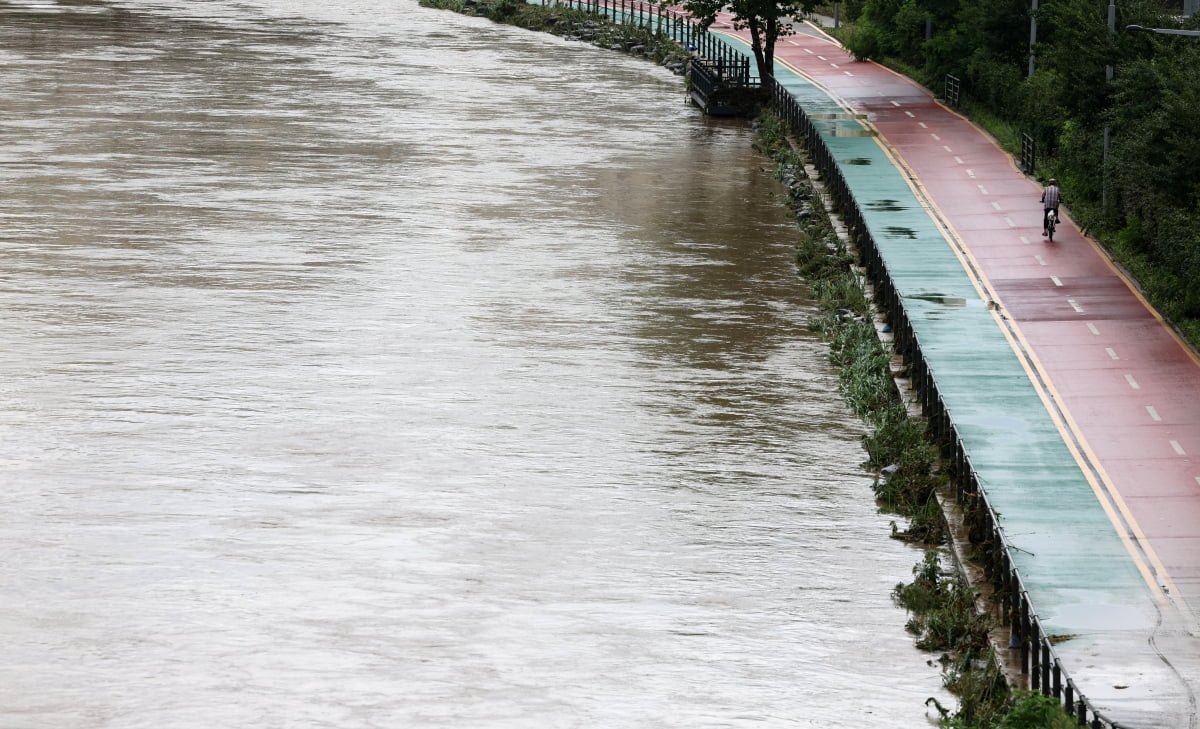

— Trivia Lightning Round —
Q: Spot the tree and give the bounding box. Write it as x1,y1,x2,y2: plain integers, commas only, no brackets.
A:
675,0,819,79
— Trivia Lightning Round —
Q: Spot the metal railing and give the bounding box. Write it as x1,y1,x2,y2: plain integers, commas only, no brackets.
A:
767,75,1130,729
544,0,759,87
1021,132,1036,176
944,73,961,107
688,56,754,99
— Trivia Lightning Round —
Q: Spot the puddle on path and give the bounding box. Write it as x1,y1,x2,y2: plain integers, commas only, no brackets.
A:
906,292,968,306
883,225,918,239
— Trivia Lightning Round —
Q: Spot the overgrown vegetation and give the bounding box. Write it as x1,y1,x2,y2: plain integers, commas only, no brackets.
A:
820,0,1200,351
894,551,990,653
756,111,945,545
672,0,820,79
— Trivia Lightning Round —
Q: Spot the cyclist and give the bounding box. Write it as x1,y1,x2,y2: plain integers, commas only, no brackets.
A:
1041,178,1062,236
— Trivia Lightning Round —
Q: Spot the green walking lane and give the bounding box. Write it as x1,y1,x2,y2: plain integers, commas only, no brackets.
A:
711,18,1200,729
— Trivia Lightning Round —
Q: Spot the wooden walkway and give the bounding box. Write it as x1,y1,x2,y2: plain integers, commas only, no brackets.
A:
710,18,1200,729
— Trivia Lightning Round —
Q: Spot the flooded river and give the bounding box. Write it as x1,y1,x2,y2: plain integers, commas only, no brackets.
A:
0,1,945,726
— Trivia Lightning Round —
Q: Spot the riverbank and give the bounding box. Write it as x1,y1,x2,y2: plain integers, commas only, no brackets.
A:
424,4,1087,726
418,0,691,70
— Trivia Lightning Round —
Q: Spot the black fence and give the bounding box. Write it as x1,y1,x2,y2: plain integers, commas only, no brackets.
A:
944,73,961,107
767,76,1129,729
1021,132,1036,176
688,56,754,100
544,0,758,87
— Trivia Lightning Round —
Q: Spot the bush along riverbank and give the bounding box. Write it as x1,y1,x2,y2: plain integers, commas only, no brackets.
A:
754,112,1077,728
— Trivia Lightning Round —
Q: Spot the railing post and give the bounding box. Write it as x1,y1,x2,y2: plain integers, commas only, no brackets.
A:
1041,643,1051,696
1021,598,1031,676
1031,631,1040,689
1052,659,1062,701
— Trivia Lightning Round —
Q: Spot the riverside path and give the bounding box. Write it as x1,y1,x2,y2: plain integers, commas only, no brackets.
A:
708,16,1200,729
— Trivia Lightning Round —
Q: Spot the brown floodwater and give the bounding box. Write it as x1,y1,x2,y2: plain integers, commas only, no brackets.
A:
0,1,947,726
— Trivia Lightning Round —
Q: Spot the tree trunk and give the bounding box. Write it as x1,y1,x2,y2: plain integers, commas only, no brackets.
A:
763,16,776,80
748,20,772,80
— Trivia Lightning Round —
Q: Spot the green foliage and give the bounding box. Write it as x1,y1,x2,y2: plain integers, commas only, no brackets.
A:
937,688,1077,729
942,656,1011,729
839,0,1200,351
671,0,819,77
1016,70,1067,158
893,551,989,653
956,99,1020,157
992,692,1078,729
837,20,883,61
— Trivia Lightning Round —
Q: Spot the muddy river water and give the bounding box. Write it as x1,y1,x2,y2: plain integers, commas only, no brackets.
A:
0,1,946,726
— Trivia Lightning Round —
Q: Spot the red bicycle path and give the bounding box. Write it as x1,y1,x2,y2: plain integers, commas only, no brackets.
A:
710,15,1200,725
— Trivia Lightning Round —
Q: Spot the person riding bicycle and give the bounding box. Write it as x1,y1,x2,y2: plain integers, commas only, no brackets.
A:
1041,178,1062,236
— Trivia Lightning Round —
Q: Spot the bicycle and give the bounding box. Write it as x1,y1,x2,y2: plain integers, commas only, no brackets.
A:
1045,209,1058,241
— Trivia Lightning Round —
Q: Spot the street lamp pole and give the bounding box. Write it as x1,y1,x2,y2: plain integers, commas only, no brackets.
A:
1126,24,1200,36
1103,0,1115,214
1028,0,1038,77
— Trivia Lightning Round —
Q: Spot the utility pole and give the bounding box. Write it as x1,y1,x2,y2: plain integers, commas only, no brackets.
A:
1028,0,1038,78
1103,0,1115,214
1106,0,1115,84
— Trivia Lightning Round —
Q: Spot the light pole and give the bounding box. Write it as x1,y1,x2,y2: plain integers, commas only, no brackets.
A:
1100,16,1200,214
1125,24,1200,36
1103,0,1114,214
1028,0,1038,77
